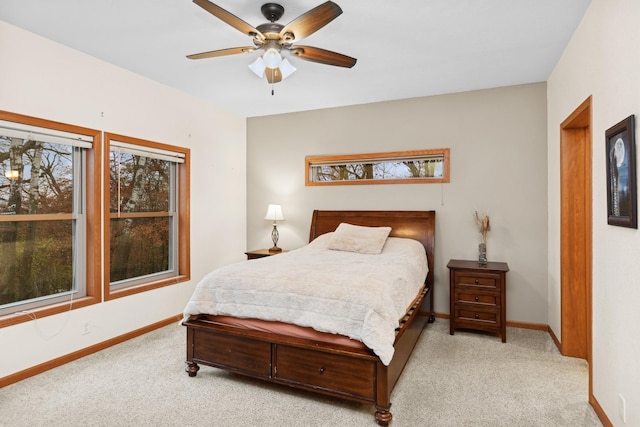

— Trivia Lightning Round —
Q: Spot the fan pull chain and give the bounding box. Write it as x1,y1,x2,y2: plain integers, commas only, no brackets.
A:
271,83,275,96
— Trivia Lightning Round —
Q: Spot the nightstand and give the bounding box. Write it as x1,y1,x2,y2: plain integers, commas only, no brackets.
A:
447,259,509,342
245,249,289,260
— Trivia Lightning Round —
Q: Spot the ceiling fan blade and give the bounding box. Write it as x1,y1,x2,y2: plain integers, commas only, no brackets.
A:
187,46,255,60
193,0,264,42
279,1,342,43
290,46,357,68
265,68,283,84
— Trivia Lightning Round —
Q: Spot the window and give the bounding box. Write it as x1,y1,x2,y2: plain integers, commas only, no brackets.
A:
104,133,189,299
0,111,189,326
0,111,100,324
306,148,450,186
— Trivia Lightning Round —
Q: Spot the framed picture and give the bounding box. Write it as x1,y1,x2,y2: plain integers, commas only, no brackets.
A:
606,114,636,228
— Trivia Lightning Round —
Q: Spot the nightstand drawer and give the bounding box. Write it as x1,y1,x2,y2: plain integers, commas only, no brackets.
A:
455,307,500,326
454,272,499,289
454,289,499,307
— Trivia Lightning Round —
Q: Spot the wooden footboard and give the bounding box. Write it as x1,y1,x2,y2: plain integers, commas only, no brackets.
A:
184,283,433,426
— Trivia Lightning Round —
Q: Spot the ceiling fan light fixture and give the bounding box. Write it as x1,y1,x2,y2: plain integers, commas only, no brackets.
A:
262,47,282,68
248,56,266,77
279,58,296,80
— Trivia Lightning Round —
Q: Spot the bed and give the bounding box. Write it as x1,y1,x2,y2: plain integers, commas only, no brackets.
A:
182,210,436,425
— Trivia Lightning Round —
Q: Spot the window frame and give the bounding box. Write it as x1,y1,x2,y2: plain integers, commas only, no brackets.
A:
103,132,190,300
305,148,450,186
0,110,101,328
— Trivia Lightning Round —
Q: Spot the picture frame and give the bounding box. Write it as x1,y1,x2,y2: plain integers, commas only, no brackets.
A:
606,114,636,228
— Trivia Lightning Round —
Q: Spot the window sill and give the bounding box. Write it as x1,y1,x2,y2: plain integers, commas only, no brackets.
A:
104,274,190,301
0,296,101,329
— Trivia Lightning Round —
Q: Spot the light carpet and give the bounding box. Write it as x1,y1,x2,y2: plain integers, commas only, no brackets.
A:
0,320,602,426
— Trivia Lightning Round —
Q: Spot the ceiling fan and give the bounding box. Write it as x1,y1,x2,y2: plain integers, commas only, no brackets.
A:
187,0,357,85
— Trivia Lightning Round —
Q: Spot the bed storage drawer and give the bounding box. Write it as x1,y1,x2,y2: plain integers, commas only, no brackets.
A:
192,330,271,378
274,345,376,400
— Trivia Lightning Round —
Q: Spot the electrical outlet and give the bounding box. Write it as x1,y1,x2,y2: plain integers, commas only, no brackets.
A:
81,320,90,335
618,393,626,423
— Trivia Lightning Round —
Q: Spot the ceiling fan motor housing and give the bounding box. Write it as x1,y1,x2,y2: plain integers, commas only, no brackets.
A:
261,3,285,22
256,23,284,37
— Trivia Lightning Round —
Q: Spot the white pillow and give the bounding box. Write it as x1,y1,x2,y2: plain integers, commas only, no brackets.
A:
327,223,392,254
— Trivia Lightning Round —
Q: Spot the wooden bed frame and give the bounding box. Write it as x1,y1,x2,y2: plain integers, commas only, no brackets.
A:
183,210,436,425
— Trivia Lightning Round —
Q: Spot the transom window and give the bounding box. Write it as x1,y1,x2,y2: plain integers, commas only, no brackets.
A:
306,148,450,185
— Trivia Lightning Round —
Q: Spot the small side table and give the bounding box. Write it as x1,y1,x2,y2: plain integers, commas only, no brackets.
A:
245,249,289,260
447,259,509,342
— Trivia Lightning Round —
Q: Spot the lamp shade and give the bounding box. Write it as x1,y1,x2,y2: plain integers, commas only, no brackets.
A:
249,55,296,82
279,58,296,80
262,47,282,69
248,57,266,78
264,204,285,221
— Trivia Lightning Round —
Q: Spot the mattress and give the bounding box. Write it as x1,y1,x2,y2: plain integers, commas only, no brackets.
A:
183,233,428,365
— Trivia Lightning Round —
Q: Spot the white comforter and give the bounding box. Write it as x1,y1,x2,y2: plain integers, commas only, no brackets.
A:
182,233,428,365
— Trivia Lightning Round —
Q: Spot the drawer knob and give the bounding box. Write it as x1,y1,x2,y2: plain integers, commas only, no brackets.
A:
474,296,480,302
318,367,325,374
475,279,480,284
475,313,480,319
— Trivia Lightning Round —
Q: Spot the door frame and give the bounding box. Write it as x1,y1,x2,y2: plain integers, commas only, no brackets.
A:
559,96,592,392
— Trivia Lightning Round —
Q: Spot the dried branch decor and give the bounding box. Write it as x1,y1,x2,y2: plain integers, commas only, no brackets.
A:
474,211,490,244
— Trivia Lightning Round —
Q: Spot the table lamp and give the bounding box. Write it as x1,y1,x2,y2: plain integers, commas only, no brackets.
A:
264,204,285,252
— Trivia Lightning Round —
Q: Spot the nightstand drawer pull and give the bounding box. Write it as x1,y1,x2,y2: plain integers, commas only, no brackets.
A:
475,279,479,284
475,313,480,319
318,367,325,374
474,296,479,301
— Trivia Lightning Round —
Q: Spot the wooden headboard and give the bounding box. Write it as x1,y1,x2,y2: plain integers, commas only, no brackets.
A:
309,210,436,275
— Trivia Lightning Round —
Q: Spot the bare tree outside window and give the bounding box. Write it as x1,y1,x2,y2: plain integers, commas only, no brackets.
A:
0,135,79,311
104,133,189,298
306,149,449,186
109,151,172,283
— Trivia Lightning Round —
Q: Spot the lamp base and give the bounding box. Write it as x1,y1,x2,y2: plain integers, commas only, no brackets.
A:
269,223,281,253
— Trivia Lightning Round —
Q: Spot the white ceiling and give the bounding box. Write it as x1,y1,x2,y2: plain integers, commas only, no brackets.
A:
1,0,591,118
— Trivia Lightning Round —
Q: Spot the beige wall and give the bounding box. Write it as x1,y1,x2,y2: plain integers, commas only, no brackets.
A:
247,82,548,324
0,21,247,378
547,0,640,424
